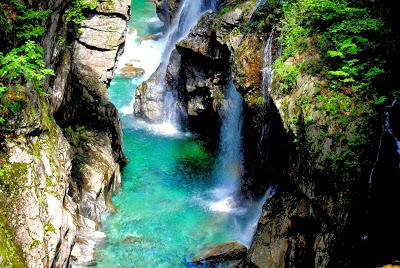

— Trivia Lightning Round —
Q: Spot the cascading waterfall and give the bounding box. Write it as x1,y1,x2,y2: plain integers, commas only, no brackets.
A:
261,27,275,103
115,0,216,133
259,27,275,144
151,0,217,129
369,100,400,187
209,80,244,212
100,1,278,265
386,100,400,168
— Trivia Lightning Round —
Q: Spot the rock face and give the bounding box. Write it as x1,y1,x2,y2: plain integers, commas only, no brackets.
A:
134,4,243,148
0,99,77,267
190,241,247,267
154,0,181,28
0,0,129,266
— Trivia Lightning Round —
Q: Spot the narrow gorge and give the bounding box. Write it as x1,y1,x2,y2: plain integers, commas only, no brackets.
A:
1,0,399,267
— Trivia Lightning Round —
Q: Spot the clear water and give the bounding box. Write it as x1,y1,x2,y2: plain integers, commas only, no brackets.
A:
96,1,269,266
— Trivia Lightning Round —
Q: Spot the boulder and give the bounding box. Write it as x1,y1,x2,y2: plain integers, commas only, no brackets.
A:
120,64,145,77
190,241,247,267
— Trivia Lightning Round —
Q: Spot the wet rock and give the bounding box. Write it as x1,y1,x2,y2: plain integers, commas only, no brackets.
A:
120,64,145,77
154,0,181,28
190,241,247,267
142,33,163,41
97,0,131,19
246,192,321,268
134,80,165,123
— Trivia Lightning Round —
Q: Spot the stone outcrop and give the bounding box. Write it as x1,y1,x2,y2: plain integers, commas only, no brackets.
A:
0,96,77,267
134,1,250,148
0,0,130,266
190,241,247,267
153,0,181,28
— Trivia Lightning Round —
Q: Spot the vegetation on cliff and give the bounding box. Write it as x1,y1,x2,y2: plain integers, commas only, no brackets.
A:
0,1,54,127
258,0,399,179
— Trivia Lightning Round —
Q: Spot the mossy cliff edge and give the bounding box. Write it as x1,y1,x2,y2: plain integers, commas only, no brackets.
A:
0,0,130,266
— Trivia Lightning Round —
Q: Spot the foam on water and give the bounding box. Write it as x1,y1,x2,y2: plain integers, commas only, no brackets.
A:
115,30,165,79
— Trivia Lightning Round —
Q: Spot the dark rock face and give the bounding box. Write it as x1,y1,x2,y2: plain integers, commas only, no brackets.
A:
154,0,181,28
364,101,400,266
190,241,247,267
174,13,231,148
247,192,320,268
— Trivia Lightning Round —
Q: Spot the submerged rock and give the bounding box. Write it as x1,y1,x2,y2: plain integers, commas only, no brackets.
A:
120,64,145,77
190,241,247,267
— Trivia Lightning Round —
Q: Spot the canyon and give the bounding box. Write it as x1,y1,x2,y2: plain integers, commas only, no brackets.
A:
1,0,399,267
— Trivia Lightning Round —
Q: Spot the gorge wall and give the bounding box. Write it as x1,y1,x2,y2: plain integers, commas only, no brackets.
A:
0,0,129,266
1,0,399,267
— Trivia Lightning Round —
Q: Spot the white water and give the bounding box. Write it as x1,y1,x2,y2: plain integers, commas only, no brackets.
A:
199,80,276,246
261,27,275,102
115,0,218,136
397,140,400,168
112,0,275,250
385,100,400,168
235,187,275,246
369,100,400,186
211,80,244,204
115,29,164,79
149,0,217,130
259,27,275,144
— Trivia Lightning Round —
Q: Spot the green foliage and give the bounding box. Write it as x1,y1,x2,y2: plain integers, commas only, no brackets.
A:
64,0,98,25
0,0,51,47
273,58,299,94
0,164,11,178
0,2,55,127
272,0,394,178
0,41,54,91
244,89,265,106
278,0,386,94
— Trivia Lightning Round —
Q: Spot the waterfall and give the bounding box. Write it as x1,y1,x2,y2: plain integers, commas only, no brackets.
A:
369,100,400,187
211,80,244,208
386,100,400,168
261,27,275,104
254,0,266,12
259,27,275,144
152,0,217,129
236,187,275,246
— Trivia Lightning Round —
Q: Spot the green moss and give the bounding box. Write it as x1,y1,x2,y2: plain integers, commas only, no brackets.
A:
0,162,29,195
44,223,55,234
29,240,39,250
0,210,26,268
